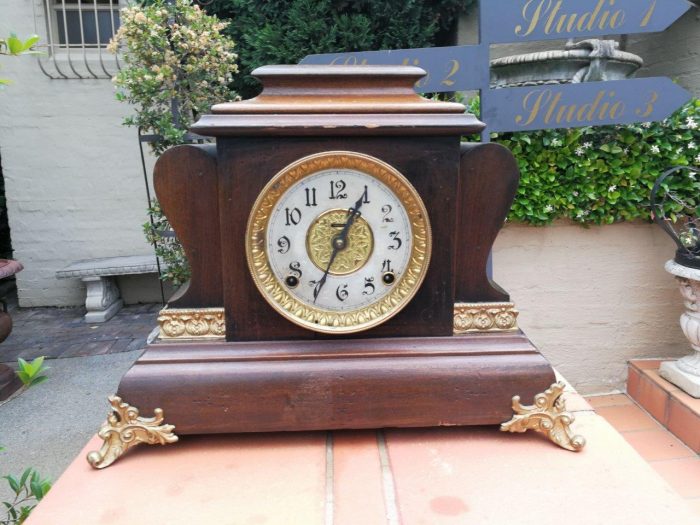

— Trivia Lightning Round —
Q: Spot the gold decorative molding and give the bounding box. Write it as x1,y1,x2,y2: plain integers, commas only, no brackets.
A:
87,396,178,469
157,307,225,340
306,208,374,275
453,302,519,334
500,382,586,452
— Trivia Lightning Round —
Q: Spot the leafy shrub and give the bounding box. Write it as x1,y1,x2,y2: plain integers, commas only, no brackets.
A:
0,34,40,88
143,200,190,286
15,357,48,389
109,0,239,154
205,0,473,98
469,98,700,226
2,468,51,525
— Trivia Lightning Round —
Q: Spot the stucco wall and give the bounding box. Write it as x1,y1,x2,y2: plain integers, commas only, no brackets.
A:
493,221,689,395
455,5,699,393
0,0,159,306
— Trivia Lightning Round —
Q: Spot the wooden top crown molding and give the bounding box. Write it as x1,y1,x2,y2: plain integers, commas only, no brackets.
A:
191,65,484,137
212,65,465,114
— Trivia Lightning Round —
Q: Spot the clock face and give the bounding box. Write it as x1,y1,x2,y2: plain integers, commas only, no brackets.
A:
246,151,431,334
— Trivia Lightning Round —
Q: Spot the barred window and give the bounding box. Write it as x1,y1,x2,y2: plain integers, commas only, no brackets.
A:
53,0,120,46
34,0,122,78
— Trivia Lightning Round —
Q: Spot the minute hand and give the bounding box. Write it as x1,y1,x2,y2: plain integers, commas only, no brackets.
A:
312,192,367,303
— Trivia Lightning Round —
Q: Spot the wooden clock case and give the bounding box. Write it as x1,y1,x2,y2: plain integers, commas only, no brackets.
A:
116,65,556,435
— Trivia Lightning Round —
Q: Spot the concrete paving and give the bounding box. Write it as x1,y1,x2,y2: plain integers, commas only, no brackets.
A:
0,348,142,504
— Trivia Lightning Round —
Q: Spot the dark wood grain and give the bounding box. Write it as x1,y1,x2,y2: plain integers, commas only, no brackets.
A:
218,136,459,341
455,143,520,303
154,144,223,308
115,66,557,439
118,334,556,434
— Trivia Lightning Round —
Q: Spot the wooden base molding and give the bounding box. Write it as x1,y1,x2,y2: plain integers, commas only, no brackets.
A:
113,333,555,437
500,382,586,452
87,396,178,469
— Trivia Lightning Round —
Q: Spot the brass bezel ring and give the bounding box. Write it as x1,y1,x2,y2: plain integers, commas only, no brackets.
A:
245,151,432,334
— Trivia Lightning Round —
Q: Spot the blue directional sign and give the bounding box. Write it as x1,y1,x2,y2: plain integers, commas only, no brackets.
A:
300,45,488,94
300,0,694,135
482,77,692,133
482,0,691,44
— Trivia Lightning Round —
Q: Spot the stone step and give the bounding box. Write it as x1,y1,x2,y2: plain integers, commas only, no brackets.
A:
627,359,700,454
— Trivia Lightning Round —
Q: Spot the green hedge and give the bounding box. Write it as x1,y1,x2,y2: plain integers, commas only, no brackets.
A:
205,0,473,98
479,98,700,226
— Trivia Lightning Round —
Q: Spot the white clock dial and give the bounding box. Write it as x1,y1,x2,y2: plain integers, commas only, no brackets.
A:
267,168,412,312
246,151,431,334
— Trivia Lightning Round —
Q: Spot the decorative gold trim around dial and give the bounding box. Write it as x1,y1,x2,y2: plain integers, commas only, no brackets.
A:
453,302,519,334
246,151,432,334
157,307,226,340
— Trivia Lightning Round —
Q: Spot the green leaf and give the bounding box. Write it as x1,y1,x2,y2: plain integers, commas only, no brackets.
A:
5,474,20,494
6,34,23,55
20,468,33,487
22,35,39,51
29,375,49,386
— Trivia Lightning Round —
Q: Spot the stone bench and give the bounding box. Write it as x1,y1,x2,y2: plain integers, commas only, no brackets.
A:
56,255,161,323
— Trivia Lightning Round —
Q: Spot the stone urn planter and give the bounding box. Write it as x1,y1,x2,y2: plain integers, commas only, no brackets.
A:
652,167,700,398
490,39,643,88
660,262,700,397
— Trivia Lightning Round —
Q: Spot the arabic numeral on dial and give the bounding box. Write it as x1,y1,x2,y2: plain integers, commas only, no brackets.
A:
305,187,317,207
381,259,393,273
285,207,301,226
277,236,290,254
388,231,402,250
361,185,370,204
288,261,302,278
336,284,349,302
362,277,375,296
329,180,347,200
381,204,394,222
310,279,322,300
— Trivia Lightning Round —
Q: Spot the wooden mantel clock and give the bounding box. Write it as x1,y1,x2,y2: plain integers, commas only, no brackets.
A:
87,65,585,469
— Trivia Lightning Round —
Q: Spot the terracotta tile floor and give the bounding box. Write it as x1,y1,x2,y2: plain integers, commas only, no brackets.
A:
587,393,700,514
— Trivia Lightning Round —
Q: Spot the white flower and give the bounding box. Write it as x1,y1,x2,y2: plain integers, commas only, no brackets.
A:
544,205,554,213
608,185,617,193
551,138,562,147
584,210,591,216
576,211,584,219
572,191,579,197
641,122,652,128
689,142,697,150
695,154,700,165
583,142,592,149
623,147,629,155
686,117,698,130
575,147,585,156
651,145,660,154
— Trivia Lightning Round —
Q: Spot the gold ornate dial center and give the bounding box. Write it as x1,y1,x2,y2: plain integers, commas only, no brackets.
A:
306,209,374,275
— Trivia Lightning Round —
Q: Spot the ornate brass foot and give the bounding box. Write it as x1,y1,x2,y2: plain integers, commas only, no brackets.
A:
500,382,586,452
87,396,178,469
